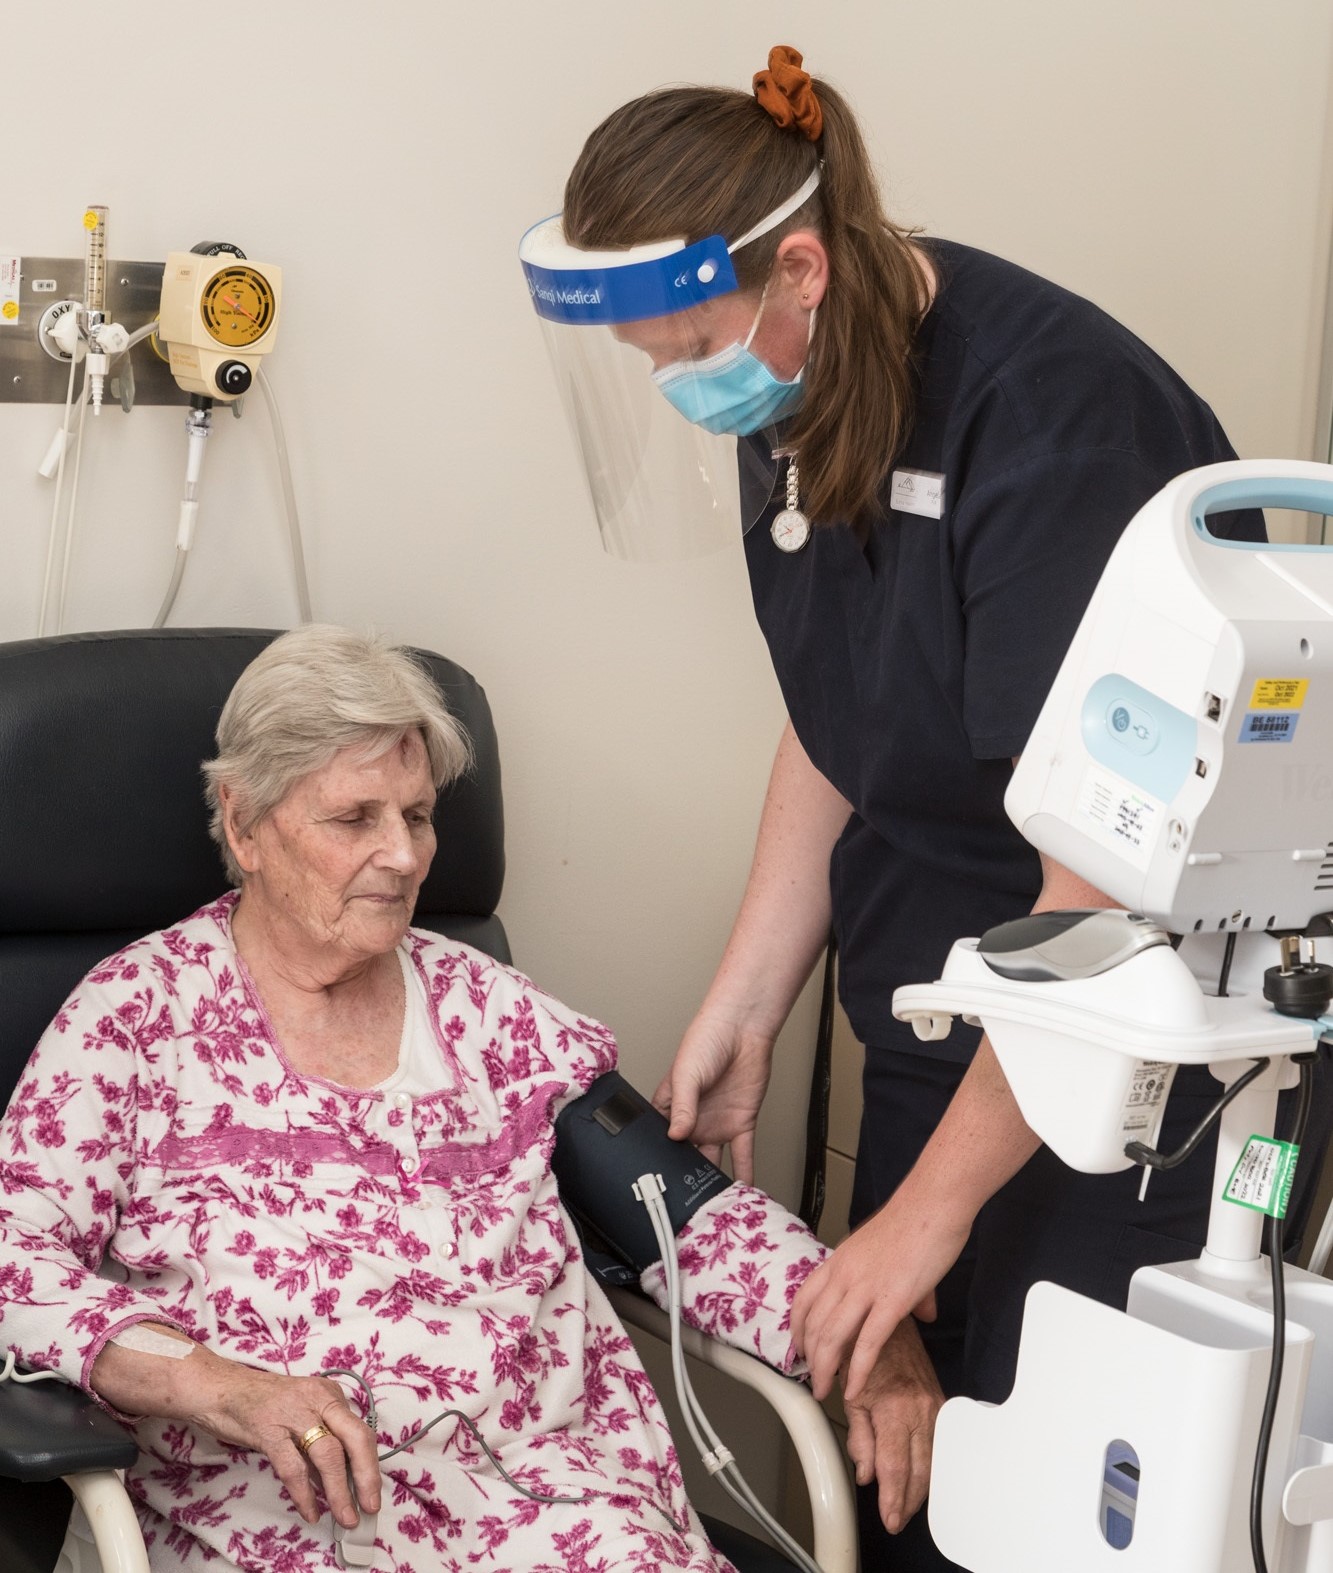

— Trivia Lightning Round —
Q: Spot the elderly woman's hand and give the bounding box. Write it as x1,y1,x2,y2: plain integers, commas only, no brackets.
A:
843,1317,944,1534
186,1354,382,1529
92,1331,381,1530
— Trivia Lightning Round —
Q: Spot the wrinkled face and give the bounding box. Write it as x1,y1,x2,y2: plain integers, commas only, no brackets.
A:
231,732,437,967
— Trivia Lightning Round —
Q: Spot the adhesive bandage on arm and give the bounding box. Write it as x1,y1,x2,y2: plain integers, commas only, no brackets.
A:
110,1324,194,1359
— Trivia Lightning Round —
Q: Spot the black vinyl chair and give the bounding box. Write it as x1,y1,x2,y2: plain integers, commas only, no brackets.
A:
0,629,852,1573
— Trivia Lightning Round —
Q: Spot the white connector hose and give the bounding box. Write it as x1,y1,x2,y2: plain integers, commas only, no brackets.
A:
152,372,311,628
635,1175,826,1573
54,365,92,635
37,352,83,636
154,410,211,629
120,319,158,352
40,323,311,635
257,365,312,623
0,1351,62,1384
36,318,155,636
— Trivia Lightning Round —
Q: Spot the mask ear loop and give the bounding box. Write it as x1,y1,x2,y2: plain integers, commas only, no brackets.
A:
746,274,816,357
734,162,821,354
742,281,772,351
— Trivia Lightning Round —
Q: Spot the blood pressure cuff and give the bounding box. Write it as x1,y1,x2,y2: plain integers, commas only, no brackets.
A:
552,1072,733,1287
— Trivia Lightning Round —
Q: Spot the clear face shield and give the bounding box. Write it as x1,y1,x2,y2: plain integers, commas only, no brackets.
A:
519,169,820,561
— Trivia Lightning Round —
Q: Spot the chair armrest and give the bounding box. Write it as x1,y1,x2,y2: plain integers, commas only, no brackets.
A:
0,1379,138,1482
608,1287,858,1573
64,1471,152,1573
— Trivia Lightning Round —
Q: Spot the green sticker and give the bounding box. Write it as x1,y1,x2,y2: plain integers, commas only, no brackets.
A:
1223,1135,1300,1219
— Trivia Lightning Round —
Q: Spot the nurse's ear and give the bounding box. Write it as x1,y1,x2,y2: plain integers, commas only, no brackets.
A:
773,230,829,310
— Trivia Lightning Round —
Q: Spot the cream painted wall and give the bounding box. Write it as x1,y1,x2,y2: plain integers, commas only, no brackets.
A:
2,2,1331,1229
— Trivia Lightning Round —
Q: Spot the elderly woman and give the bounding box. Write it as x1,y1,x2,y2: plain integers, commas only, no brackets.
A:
0,626,938,1573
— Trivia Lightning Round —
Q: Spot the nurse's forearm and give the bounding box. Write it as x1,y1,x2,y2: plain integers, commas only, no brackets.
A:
906,855,1114,1220
791,810,1130,1395
701,719,852,1038
894,850,1120,1251
792,1034,1043,1400
893,1036,1040,1235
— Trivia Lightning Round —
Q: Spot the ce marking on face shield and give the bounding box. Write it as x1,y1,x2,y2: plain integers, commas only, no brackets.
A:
676,262,719,288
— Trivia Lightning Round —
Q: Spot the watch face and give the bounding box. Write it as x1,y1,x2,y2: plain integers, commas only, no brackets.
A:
771,508,811,553
200,266,276,347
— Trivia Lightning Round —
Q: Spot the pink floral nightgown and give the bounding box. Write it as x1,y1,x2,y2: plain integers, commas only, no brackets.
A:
0,894,826,1572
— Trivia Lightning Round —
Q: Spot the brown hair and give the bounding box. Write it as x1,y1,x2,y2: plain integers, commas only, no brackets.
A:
563,57,926,526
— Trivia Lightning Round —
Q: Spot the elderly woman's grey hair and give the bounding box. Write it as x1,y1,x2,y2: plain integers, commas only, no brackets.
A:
203,624,472,886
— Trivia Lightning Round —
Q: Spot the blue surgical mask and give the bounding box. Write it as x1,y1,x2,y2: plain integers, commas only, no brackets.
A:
651,291,808,436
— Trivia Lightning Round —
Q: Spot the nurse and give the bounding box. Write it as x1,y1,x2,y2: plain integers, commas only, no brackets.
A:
519,44,1304,1572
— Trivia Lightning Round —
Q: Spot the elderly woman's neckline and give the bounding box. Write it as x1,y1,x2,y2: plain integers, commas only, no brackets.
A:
229,887,404,993
228,894,409,1088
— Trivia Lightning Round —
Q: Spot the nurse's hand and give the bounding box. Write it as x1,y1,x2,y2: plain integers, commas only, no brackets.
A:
796,1038,1041,1402
845,1318,944,1533
790,1198,971,1403
653,1009,774,1185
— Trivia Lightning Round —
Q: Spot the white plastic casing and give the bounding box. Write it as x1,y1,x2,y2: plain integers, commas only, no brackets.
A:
1006,460,1333,934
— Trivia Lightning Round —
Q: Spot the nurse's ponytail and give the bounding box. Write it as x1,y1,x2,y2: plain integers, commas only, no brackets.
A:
563,50,927,527
791,72,926,526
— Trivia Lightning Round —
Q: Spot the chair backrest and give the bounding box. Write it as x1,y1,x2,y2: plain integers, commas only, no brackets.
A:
0,628,509,1111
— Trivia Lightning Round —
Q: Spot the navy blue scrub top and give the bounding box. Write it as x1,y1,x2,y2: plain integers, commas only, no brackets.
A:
743,240,1263,1063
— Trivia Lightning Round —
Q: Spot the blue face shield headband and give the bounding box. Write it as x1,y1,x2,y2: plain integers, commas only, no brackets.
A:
518,165,821,331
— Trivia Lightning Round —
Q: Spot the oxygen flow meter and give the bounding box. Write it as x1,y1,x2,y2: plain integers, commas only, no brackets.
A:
157,246,282,401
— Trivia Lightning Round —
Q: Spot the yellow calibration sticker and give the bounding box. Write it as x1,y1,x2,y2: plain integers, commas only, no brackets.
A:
0,255,20,324
1250,679,1308,710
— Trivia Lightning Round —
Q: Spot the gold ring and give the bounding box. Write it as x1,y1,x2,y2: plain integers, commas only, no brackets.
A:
296,1423,331,1453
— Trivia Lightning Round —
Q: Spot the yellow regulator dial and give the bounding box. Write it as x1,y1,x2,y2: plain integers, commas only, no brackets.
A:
199,265,276,347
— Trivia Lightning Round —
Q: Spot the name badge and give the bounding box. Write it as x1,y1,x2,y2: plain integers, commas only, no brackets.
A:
890,468,945,519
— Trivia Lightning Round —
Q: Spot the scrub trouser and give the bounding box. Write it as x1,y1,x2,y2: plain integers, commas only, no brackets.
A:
849,1045,1333,1573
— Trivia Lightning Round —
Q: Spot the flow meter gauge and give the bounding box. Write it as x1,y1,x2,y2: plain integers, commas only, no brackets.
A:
158,250,282,401
199,265,276,348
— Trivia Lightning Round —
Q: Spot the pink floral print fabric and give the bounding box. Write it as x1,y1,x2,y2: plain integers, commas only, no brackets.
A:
0,895,826,1571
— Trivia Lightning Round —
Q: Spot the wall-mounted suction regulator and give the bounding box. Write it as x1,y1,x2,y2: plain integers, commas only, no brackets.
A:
157,245,282,401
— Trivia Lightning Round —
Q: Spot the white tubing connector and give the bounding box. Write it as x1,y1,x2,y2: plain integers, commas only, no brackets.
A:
87,349,109,414
176,500,200,551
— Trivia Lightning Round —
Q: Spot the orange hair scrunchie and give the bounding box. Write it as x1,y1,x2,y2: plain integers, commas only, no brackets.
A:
753,45,823,142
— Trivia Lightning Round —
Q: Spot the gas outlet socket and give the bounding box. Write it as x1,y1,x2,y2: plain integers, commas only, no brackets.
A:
37,300,85,362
